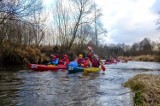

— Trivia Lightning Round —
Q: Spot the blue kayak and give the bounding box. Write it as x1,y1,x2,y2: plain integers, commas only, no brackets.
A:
67,66,84,73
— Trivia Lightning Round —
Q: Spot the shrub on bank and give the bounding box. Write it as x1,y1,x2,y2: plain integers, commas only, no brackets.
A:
124,74,160,106
119,55,160,62
0,42,50,65
132,55,156,62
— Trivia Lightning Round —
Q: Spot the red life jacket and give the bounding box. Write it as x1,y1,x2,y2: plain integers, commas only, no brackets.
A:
92,59,100,67
59,58,70,65
64,59,70,65
77,58,85,65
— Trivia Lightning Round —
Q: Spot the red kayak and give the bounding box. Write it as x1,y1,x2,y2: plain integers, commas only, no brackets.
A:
28,64,67,71
105,61,118,65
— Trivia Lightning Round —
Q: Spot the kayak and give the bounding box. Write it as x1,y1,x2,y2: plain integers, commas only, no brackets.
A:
28,64,67,71
105,62,112,64
83,67,101,74
67,66,83,73
105,61,118,64
67,66,101,74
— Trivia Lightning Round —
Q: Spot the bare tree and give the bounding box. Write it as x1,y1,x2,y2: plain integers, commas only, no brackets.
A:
0,0,43,45
92,3,107,48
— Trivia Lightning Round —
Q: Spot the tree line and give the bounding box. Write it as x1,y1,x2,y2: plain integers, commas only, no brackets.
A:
0,0,106,65
0,0,106,50
0,0,160,65
94,38,160,58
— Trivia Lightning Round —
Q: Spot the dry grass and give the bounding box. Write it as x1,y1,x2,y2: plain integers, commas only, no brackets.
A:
124,74,160,106
14,46,50,64
132,55,157,62
119,55,160,62
0,42,50,65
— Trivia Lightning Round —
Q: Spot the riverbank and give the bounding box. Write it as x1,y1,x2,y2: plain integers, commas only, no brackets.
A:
0,42,84,66
124,74,160,106
0,42,50,66
119,55,160,62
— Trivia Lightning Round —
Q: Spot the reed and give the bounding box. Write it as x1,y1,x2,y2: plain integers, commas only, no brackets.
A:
0,42,50,65
124,74,160,106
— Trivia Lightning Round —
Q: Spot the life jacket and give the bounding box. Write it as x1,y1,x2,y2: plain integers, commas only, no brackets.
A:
91,59,100,67
77,58,85,65
59,58,70,65
64,59,70,65
83,59,92,67
68,61,78,67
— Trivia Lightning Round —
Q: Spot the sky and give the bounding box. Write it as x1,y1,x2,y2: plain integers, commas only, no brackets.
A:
43,0,160,45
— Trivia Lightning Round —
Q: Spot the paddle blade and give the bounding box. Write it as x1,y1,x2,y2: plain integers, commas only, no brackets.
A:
101,64,106,71
83,59,89,67
88,46,92,50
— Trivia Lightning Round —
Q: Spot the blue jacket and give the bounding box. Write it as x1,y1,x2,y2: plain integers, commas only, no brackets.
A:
49,58,58,65
67,61,78,67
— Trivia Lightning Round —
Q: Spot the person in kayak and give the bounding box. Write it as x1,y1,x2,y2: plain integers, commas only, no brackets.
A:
67,58,78,67
48,54,59,65
91,56,100,68
77,54,85,66
59,54,70,65
83,57,92,67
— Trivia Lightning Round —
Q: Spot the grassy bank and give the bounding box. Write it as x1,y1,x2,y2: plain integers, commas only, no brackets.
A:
124,74,160,106
119,55,160,62
0,42,85,66
0,42,50,66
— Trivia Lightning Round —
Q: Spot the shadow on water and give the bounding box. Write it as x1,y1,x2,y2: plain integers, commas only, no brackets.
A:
0,61,160,106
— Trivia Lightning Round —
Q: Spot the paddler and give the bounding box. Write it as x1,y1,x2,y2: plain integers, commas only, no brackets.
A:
91,56,100,67
77,54,85,66
48,54,59,65
59,54,70,65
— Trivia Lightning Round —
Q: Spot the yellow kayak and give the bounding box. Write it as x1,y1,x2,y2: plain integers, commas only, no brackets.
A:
83,67,101,74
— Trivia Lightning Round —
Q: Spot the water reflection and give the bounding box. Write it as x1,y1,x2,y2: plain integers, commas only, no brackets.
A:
0,61,160,106
0,70,22,106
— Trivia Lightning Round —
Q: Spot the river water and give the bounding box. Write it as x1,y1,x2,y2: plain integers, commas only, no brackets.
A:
0,61,160,106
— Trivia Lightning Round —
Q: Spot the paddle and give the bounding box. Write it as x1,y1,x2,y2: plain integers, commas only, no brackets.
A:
88,46,106,71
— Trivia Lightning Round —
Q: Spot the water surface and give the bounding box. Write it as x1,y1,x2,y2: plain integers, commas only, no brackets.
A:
0,61,160,106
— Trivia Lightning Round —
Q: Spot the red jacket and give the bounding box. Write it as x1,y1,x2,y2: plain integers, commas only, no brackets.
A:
91,59,100,67
77,58,85,65
59,58,70,65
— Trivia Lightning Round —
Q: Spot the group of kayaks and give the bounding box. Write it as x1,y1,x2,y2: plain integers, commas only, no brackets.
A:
28,46,105,74
28,64,101,74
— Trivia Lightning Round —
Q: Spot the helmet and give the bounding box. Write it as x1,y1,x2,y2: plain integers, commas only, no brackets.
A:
79,54,83,57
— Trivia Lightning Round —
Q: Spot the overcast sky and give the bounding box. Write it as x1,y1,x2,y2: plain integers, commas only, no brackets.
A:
43,0,160,45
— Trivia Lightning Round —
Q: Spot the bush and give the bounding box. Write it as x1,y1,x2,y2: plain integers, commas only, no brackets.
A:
0,42,50,65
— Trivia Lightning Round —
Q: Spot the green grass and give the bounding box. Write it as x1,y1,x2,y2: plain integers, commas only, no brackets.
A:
134,91,143,106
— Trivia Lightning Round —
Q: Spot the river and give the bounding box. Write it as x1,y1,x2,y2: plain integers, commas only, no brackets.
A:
0,61,160,106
